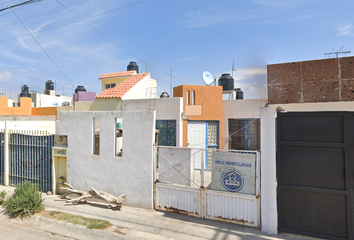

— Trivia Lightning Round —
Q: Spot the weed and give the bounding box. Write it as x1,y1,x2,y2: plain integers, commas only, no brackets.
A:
44,211,111,229
0,190,6,205
3,181,44,218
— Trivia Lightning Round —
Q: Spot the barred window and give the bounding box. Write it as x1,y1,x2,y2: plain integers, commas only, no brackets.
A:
229,119,260,151
156,120,176,146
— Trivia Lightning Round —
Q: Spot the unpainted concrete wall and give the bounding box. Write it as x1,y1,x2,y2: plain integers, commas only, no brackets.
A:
56,110,156,209
268,56,354,104
222,99,267,149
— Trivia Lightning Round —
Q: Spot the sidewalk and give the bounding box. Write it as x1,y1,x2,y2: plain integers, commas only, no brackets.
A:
0,185,320,240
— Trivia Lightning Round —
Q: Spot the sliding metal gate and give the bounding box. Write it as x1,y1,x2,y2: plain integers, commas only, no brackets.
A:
277,112,354,239
9,131,54,192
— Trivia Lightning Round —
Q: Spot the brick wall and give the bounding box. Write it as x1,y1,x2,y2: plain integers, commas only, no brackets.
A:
267,56,354,104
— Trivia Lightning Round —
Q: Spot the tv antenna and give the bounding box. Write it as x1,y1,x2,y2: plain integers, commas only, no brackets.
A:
231,60,236,77
202,71,215,85
324,47,351,58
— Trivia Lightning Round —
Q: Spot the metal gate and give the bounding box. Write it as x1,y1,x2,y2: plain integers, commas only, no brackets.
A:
9,130,54,192
154,146,260,227
277,112,354,239
0,130,4,185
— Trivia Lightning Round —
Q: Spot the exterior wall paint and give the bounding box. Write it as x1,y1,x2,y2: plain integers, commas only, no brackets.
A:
122,97,183,147
74,91,96,102
173,85,223,148
56,106,74,120
31,93,72,107
260,101,354,234
74,99,122,111
0,97,32,116
101,77,128,91
32,107,57,116
56,110,156,209
222,99,267,149
0,120,56,133
268,56,354,104
121,74,156,100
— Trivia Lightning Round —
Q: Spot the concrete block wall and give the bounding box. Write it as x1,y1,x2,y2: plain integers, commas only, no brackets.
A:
56,110,156,209
268,56,354,104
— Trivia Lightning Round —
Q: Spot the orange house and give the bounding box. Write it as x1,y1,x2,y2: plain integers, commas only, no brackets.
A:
0,97,57,117
173,85,223,149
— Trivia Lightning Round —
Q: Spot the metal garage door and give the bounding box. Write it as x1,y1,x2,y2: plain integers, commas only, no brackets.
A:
277,112,353,240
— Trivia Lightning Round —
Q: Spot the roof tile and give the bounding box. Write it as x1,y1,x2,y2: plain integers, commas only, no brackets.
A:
98,70,136,79
96,72,150,99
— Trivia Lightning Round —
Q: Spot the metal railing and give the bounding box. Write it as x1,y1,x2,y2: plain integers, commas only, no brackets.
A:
0,130,4,185
9,130,54,192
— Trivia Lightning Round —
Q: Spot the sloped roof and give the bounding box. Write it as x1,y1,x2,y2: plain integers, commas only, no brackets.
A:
98,70,136,79
96,73,150,99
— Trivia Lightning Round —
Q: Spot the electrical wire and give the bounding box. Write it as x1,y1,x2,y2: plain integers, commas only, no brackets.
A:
10,7,74,88
55,0,187,85
0,0,43,12
0,0,87,28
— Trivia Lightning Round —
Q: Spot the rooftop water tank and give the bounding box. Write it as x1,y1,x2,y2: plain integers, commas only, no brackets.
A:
45,80,54,91
235,88,243,99
75,85,86,93
218,73,234,92
160,91,169,98
127,61,139,73
20,84,30,97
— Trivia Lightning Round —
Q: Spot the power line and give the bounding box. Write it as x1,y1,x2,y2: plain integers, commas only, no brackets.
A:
0,0,87,28
10,7,74,89
0,0,43,12
54,0,187,85
0,1,147,42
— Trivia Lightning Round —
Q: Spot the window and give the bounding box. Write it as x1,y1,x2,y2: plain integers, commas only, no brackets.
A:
105,83,116,89
207,121,219,170
229,119,260,151
93,118,100,155
191,91,195,105
207,122,218,146
186,91,189,105
156,120,176,146
115,118,123,157
150,87,157,98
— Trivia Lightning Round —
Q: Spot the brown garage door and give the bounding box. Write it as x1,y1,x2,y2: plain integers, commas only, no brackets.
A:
277,112,353,239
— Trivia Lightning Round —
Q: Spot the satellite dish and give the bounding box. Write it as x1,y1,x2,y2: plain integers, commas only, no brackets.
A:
202,71,215,85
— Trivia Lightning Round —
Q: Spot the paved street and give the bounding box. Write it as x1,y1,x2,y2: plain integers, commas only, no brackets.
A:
0,185,322,240
0,219,69,240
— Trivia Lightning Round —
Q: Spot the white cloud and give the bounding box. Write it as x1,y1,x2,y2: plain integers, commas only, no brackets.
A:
252,0,309,7
178,11,233,28
337,23,353,36
0,70,13,81
231,68,267,81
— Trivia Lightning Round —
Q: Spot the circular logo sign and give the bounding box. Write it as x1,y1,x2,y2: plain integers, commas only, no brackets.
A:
221,169,244,192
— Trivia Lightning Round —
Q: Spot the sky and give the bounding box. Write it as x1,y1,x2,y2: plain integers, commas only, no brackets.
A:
0,0,353,99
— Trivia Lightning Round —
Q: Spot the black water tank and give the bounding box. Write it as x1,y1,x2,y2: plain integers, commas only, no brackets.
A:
20,85,30,97
127,61,139,73
235,88,243,99
218,73,234,92
75,85,86,93
45,80,54,91
160,91,169,98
